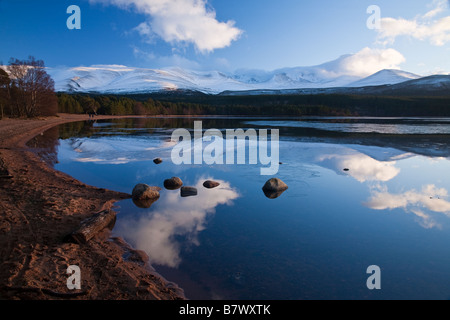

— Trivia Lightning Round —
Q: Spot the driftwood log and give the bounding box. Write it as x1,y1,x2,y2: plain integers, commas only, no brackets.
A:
67,210,117,244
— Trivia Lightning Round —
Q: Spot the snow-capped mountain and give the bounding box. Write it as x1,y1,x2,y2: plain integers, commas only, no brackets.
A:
47,53,428,94
6,53,436,95
348,69,420,87
5,51,447,95
49,65,253,94
49,64,416,94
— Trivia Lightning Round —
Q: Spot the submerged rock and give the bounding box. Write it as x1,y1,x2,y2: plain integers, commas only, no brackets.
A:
164,177,183,190
153,158,163,165
262,178,288,199
181,187,198,197
132,184,161,201
203,180,220,189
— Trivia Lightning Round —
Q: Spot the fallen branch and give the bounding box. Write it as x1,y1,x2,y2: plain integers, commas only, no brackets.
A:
66,210,117,244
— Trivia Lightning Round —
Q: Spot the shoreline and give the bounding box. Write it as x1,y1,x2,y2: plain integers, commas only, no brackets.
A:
0,114,185,300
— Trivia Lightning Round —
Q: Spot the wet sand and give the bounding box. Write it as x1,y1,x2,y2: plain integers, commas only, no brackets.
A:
0,114,185,300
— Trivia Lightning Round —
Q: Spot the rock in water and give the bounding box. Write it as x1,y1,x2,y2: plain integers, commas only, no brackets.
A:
203,180,220,189
164,177,183,190
263,178,288,192
153,158,163,165
132,184,161,201
132,197,159,209
262,178,288,199
181,187,198,197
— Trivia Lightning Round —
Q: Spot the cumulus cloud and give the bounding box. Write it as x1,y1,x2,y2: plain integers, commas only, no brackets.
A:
338,47,406,77
377,0,450,46
90,0,243,52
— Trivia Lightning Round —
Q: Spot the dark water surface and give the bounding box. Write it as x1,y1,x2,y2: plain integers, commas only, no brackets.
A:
30,117,450,300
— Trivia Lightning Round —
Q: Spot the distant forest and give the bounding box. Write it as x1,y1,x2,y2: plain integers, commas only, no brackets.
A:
57,92,450,117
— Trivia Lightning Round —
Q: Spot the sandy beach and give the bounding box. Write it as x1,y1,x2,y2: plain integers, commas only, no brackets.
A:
0,114,185,300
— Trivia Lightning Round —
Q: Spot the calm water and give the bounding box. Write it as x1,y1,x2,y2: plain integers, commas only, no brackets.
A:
30,117,450,300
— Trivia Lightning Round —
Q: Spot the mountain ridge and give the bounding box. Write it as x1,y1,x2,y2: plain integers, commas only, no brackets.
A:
3,59,448,95
47,64,428,95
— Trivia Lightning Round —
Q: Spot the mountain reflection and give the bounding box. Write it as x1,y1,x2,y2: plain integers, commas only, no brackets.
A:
365,184,450,229
115,179,239,267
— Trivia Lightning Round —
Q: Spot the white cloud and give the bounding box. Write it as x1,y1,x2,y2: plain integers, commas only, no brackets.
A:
90,0,243,53
316,47,405,78
133,22,156,44
424,0,450,19
338,47,406,77
377,0,450,46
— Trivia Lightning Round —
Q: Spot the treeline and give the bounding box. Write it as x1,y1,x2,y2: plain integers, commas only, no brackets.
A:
57,93,354,116
57,92,450,117
139,93,450,117
0,56,57,118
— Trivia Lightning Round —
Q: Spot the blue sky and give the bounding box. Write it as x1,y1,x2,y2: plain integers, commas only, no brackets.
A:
1,0,450,75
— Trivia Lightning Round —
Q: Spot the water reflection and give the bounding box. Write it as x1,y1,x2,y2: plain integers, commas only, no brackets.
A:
29,118,450,299
288,143,403,183
365,184,450,229
115,179,239,268
317,152,400,183
246,119,450,134
61,136,176,165
26,126,60,167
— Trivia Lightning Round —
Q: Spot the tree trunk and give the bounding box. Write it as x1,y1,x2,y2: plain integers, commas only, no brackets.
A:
66,210,117,244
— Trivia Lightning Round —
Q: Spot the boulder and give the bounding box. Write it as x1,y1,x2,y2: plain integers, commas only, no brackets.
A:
262,178,288,199
153,158,163,165
164,177,183,190
132,197,159,209
181,187,198,198
132,184,161,201
203,180,220,189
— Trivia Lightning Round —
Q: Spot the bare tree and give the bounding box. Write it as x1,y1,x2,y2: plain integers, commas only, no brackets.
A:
8,56,57,118
0,68,11,119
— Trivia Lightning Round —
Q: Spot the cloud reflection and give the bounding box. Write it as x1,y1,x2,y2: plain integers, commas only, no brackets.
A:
116,179,239,267
282,142,404,183
317,153,401,182
365,184,450,229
